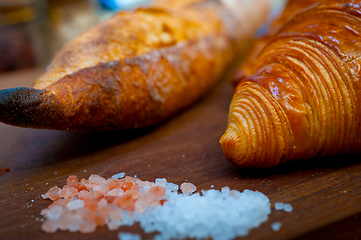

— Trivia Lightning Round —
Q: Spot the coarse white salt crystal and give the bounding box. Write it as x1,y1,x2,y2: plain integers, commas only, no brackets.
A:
283,203,293,212
275,202,284,210
67,199,84,210
112,172,126,179
165,182,178,193
271,222,282,231
136,188,271,240
221,186,230,197
118,232,141,240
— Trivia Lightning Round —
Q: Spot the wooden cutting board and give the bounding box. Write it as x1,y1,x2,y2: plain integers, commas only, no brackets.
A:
0,67,361,240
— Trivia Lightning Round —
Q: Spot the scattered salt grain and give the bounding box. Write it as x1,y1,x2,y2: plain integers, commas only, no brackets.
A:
271,222,282,231
283,203,293,212
275,202,284,210
211,185,214,188
180,182,197,195
112,172,126,179
54,172,57,175
275,202,293,212
118,232,141,240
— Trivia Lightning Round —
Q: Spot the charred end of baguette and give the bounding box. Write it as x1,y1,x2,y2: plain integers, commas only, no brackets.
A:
0,87,62,129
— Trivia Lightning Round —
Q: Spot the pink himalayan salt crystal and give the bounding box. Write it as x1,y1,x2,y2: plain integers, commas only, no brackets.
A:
108,188,125,196
180,182,197,194
154,178,167,187
47,205,63,220
40,208,49,216
55,215,69,231
41,219,58,233
49,199,70,209
135,179,153,188
149,186,166,197
43,186,61,201
79,220,97,234
135,198,146,214
96,198,109,212
67,199,85,210
229,189,242,199
59,186,78,199
88,174,107,185
68,219,83,232
78,190,95,200
142,191,161,208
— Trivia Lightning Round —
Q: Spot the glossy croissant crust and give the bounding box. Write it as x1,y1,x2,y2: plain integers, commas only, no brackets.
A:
220,0,361,167
0,0,270,132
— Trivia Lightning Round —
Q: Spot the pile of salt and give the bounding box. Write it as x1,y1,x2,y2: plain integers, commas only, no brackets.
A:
40,173,272,240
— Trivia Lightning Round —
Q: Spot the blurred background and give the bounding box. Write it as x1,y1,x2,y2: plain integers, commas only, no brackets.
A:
0,0,286,73
0,0,151,72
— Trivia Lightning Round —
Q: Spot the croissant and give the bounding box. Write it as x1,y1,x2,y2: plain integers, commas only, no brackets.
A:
220,0,361,167
0,0,270,132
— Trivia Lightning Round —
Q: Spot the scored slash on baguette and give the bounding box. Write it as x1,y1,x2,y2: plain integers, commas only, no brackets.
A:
0,0,271,132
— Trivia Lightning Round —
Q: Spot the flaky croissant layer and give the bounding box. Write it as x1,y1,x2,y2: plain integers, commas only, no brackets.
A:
220,0,361,167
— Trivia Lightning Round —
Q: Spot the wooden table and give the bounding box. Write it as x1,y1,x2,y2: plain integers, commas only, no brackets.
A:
0,67,361,240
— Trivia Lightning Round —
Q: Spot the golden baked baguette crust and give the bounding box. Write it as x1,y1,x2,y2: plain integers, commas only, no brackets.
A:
220,0,361,167
0,0,270,131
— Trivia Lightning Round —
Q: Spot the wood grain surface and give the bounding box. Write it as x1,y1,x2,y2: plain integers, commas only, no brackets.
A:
0,67,361,240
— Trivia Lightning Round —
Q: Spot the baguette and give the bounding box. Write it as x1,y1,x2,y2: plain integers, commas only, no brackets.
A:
0,0,270,131
220,0,361,167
